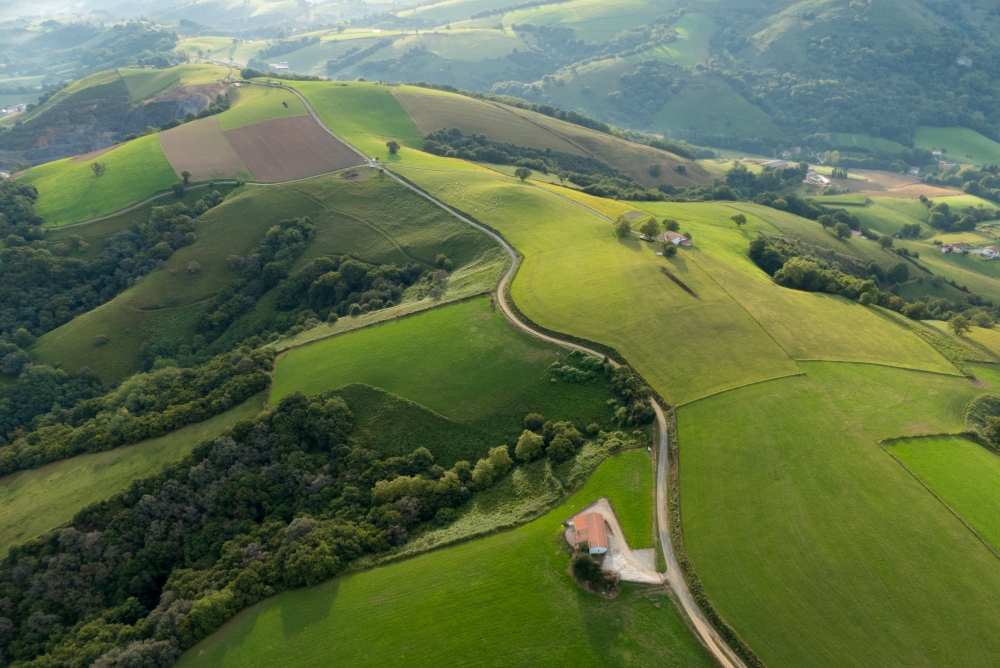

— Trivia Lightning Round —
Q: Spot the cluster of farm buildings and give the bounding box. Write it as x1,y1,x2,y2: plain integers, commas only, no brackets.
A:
941,242,1000,258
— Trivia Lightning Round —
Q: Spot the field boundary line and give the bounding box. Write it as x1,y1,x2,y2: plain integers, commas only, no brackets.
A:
675,372,807,409
794,358,967,378
882,439,1000,563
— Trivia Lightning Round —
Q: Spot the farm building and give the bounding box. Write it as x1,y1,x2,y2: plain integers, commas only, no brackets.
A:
571,512,608,555
941,243,965,253
985,246,1000,259
659,231,692,247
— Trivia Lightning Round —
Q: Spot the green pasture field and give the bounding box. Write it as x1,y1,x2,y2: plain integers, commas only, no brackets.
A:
271,297,561,420
33,173,506,381
262,37,381,75
915,126,1000,166
957,324,1000,357
217,84,307,130
331,373,616,467
652,77,786,142
118,64,229,101
502,0,665,41
175,36,234,59
679,361,1000,668
399,0,516,19
629,12,715,66
397,168,800,405
374,30,523,61
21,69,124,120
633,201,955,374
888,435,1000,554
19,133,179,225
176,449,711,668
291,81,425,159
826,132,908,153
391,85,707,188
0,395,262,557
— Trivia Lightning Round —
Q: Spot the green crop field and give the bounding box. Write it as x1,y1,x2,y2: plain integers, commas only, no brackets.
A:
118,64,229,101
291,81,425,158
679,361,1000,668
826,132,909,153
396,168,800,405
271,297,562,420
217,84,308,130
0,395,262,556
915,126,1000,166
33,173,506,381
887,435,1000,554
19,133,179,225
176,449,711,668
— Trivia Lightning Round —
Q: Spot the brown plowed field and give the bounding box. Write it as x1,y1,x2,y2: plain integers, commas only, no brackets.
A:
159,117,250,181
224,116,363,182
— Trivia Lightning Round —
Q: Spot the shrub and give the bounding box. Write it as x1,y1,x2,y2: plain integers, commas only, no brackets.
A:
488,445,512,476
571,552,617,592
471,458,496,489
524,412,546,431
547,435,576,463
515,430,544,461
94,334,109,347
612,215,631,238
648,164,661,178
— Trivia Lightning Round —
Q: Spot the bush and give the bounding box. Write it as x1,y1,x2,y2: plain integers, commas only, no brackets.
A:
524,412,546,431
515,430,544,461
547,435,576,463
571,552,617,592
648,164,661,178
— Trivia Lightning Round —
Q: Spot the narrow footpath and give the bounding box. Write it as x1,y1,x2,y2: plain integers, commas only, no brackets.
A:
236,81,748,668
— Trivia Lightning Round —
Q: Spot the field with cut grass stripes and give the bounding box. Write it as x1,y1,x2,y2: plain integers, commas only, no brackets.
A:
176,449,711,668
272,297,561,420
887,435,1000,554
679,362,1000,668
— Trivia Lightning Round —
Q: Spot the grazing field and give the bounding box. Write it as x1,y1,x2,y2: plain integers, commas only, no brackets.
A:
398,168,800,405
915,126,1000,166
271,297,562,420
630,12,715,66
394,86,709,187
19,133,178,225
679,361,1000,668
292,81,425,159
627,201,955,373
225,116,363,181
0,395,262,556
118,64,229,100
887,435,1000,554
217,84,308,130
651,77,787,142
33,174,506,381
176,450,712,668
826,132,909,153
159,117,251,181
502,0,662,41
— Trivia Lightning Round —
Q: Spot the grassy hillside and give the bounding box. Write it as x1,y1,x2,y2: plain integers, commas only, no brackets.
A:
18,133,178,225
679,362,1000,668
32,173,506,381
218,84,308,130
0,395,262,557
272,297,561,420
118,64,229,101
176,450,712,668
887,435,1000,554
915,126,1000,166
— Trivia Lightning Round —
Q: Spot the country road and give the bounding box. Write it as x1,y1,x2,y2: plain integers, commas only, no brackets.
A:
274,79,747,668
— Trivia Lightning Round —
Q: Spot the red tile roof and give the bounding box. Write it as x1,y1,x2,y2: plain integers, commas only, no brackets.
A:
572,512,608,550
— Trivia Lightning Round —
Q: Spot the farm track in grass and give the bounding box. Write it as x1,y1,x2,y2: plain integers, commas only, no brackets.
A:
0,395,263,557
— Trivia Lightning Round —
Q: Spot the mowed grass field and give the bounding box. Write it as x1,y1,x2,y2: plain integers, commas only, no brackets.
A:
218,84,308,130
399,168,800,404
271,298,562,420
0,395,262,556
631,202,957,374
887,435,1000,554
19,133,178,225
915,126,1000,166
679,362,1000,668
176,450,713,668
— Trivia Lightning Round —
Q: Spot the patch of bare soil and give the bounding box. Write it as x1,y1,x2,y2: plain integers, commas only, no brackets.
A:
160,116,250,181
224,115,363,182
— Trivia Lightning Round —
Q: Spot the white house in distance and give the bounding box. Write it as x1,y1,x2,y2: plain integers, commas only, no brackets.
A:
570,512,608,555
659,230,692,247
